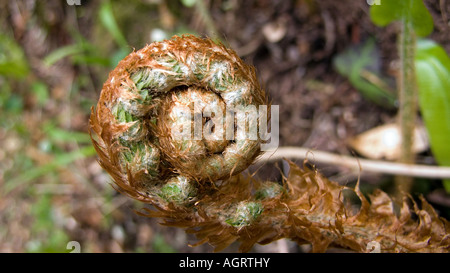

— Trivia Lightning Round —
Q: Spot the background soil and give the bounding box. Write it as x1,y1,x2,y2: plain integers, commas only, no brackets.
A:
0,0,449,253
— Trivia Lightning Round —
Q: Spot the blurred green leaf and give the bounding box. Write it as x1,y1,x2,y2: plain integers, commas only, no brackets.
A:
415,39,450,192
27,194,70,253
152,234,176,253
71,54,110,66
4,94,24,114
31,194,54,231
31,82,50,106
44,123,92,144
110,47,131,67
370,0,433,37
99,1,129,49
5,146,97,194
43,35,110,67
180,0,197,8
333,38,397,108
0,79,23,115
68,30,112,66
43,44,84,66
0,34,29,78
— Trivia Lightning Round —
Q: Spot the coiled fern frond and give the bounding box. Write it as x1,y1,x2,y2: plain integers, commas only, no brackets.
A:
90,35,266,204
90,35,449,253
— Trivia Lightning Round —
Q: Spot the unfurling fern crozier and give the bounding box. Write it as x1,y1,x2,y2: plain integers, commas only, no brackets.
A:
90,35,450,253
89,35,266,206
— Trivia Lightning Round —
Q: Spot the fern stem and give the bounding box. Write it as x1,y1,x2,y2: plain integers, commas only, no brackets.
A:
395,15,418,198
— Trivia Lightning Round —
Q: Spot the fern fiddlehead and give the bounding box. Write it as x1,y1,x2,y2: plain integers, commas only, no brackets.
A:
90,35,449,252
90,35,266,206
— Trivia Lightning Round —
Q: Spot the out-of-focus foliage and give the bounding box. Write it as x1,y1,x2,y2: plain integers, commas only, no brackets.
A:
415,39,450,192
0,0,203,253
370,0,450,192
333,38,397,108
0,34,29,117
26,194,70,253
0,34,29,78
180,0,197,8
370,0,433,37
98,1,130,66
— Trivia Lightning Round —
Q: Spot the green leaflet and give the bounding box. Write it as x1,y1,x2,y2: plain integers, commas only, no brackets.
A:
99,1,128,49
255,181,284,200
158,176,197,204
370,0,433,37
225,201,263,228
43,44,84,67
415,39,450,192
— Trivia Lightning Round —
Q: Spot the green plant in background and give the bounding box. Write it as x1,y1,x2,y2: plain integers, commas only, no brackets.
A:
98,1,131,66
0,5,104,252
369,0,450,193
0,34,29,117
26,194,70,253
178,0,220,41
370,0,433,195
25,1,201,253
333,38,397,109
43,38,110,68
335,0,450,193
0,34,29,78
415,40,450,192
370,0,433,37
0,1,140,253
43,1,129,68
152,234,176,253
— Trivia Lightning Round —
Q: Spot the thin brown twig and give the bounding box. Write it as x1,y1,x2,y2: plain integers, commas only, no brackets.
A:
258,146,450,179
